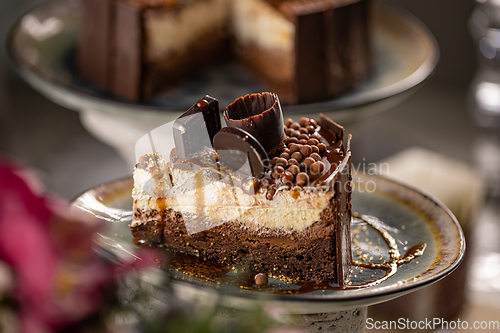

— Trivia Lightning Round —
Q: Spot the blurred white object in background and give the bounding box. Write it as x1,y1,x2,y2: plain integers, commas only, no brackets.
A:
469,0,500,197
368,147,485,332
468,0,500,306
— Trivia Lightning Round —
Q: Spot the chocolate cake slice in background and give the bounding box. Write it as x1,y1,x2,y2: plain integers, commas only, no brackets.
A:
77,0,371,104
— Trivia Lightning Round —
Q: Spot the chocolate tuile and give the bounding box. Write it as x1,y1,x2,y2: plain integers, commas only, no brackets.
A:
224,92,285,156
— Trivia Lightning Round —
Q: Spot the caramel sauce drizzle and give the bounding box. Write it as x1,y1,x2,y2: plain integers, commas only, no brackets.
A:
142,212,426,294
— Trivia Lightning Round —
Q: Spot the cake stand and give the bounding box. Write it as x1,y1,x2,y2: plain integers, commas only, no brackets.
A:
71,174,464,332
7,0,439,166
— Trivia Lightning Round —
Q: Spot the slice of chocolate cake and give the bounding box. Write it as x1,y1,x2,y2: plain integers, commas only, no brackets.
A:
78,0,371,104
131,92,352,285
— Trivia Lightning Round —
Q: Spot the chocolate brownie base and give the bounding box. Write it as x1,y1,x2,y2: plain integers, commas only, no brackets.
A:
133,210,339,283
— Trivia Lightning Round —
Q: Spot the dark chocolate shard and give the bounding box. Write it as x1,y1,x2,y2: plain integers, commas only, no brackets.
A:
318,113,344,143
224,92,285,156
173,95,221,159
213,127,268,178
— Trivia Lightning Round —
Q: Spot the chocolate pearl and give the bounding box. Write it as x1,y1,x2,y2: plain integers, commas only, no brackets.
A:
299,127,309,134
299,139,308,145
255,273,268,287
289,143,301,153
306,125,316,134
266,188,276,200
299,117,310,127
281,171,294,183
285,128,293,136
307,138,319,146
311,132,321,140
303,157,315,169
291,130,301,138
317,143,327,155
280,152,290,160
287,137,298,145
298,133,309,140
311,161,325,174
288,164,300,175
312,146,320,154
283,148,291,155
290,122,300,130
271,157,279,165
284,118,294,127
271,166,285,179
310,119,318,127
296,172,309,186
288,158,299,166
291,152,303,162
275,158,288,167
300,145,312,156
310,152,321,161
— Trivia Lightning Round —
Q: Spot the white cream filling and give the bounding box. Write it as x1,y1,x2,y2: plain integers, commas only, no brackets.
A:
231,0,295,51
132,153,335,233
145,0,231,60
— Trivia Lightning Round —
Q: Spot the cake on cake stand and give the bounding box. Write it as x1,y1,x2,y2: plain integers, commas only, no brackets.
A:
7,0,438,167
71,173,464,332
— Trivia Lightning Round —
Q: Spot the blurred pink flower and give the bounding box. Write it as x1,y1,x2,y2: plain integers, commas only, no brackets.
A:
0,160,153,333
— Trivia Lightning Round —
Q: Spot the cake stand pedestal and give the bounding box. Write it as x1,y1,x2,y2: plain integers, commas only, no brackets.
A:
215,305,367,333
297,308,367,332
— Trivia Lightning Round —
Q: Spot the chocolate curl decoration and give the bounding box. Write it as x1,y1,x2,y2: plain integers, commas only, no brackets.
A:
224,92,286,156
173,95,221,159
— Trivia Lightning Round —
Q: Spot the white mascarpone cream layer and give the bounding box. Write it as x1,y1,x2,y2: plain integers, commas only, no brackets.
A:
145,0,231,60
132,153,335,234
232,0,295,51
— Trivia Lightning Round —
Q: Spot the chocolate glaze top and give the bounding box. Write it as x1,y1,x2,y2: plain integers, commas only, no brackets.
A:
224,92,285,156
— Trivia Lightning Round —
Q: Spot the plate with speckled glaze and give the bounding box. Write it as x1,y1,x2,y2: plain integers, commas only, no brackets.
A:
7,0,438,123
71,173,464,313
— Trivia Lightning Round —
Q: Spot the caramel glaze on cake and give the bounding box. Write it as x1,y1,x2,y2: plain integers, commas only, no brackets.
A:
78,0,372,104
131,111,352,285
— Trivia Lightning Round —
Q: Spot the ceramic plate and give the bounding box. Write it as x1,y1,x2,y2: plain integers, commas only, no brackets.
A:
71,173,464,313
7,0,438,122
